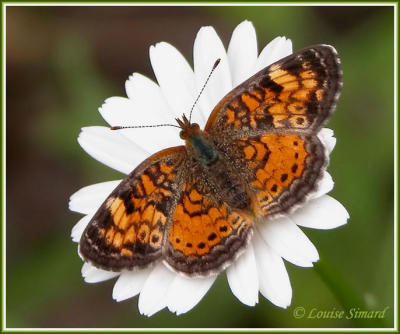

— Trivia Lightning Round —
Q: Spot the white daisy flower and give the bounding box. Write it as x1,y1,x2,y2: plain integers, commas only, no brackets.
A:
69,20,349,316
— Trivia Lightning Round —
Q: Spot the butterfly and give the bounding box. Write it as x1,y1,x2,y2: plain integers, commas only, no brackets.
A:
79,45,342,277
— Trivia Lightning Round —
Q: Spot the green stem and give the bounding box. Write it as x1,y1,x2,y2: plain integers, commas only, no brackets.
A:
314,257,387,328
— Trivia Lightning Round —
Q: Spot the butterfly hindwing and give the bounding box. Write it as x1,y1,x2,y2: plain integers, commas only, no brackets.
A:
235,132,326,218
164,173,253,276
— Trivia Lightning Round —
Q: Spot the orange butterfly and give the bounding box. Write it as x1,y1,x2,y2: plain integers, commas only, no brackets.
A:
80,45,342,277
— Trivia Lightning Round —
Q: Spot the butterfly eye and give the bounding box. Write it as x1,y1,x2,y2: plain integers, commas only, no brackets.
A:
192,123,200,130
180,131,187,139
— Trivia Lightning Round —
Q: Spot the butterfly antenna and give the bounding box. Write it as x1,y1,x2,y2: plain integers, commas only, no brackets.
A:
188,58,221,123
111,124,180,130
111,59,220,131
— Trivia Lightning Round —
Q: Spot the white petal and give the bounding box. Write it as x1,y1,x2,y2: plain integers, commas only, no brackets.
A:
124,73,175,119
138,263,175,317
150,42,199,121
227,20,258,87
258,216,319,267
193,26,232,124
71,213,93,242
78,126,148,175
252,231,292,308
226,244,259,306
166,274,217,315
292,195,349,230
99,94,181,155
318,128,336,154
254,37,292,73
81,262,119,283
77,244,84,261
311,171,334,199
112,268,152,302
69,180,121,214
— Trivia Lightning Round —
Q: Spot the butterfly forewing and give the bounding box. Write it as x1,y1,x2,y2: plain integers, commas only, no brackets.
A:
205,44,342,138
79,146,186,271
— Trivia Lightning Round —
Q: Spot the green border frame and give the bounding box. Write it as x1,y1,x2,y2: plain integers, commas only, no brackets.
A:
1,1,398,332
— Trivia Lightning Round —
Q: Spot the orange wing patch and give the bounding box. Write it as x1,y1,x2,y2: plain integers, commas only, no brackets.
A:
237,132,325,217
205,45,342,135
79,147,185,271
164,181,252,276
217,69,319,132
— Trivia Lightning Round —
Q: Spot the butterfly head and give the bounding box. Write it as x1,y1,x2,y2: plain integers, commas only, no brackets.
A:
176,114,200,140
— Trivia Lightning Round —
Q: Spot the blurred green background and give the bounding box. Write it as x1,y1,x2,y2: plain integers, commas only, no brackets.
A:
6,5,394,329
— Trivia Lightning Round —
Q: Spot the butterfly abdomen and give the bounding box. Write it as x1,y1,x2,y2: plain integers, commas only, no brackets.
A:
206,164,249,210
